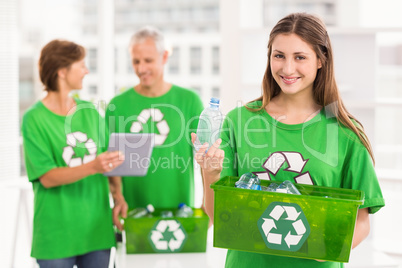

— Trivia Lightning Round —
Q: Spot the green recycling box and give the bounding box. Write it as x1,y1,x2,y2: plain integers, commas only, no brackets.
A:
124,208,209,254
211,176,364,262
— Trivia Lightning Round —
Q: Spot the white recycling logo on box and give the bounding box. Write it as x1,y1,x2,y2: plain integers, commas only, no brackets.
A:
62,131,97,167
148,219,187,253
130,108,170,146
257,202,310,252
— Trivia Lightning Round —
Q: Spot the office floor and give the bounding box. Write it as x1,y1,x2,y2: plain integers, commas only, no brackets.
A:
1,180,402,268
4,230,402,268
390,255,402,268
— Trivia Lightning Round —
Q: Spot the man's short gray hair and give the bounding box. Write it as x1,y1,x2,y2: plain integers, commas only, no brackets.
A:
129,26,165,54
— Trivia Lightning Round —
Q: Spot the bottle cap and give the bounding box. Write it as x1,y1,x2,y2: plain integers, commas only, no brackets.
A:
178,202,186,209
146,204,155,213
209,98,220,105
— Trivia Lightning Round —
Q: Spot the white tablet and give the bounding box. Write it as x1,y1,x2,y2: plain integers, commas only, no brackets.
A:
104,133,155,177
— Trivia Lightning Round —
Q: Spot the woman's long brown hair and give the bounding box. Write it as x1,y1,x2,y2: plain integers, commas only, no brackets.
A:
248,13,374,163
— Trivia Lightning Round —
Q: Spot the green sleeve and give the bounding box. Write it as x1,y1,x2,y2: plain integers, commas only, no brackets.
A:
188,92,204,135
342,141,385,214
99,113,108,153
21,113,57,182
220,111,238,178
77,99,108,153
104,99,116,150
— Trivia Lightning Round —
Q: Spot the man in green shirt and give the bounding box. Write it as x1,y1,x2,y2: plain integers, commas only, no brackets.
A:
106,26,204,217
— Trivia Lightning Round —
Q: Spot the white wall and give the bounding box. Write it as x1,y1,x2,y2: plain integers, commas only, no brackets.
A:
0,0,20,182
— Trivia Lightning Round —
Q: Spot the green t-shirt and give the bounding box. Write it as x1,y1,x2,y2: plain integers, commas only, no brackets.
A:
220,101,385,268
21,99,115,259
105,85,204,209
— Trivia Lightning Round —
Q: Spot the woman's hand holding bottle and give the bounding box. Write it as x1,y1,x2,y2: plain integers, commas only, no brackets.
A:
191,132,224,222
191,133,224,176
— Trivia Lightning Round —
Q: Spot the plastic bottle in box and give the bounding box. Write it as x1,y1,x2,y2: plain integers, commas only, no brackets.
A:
276,180,301,195
127,204,155,218
176,203,194,217
235,172,261,190
261,182,279,192
160,210,173,218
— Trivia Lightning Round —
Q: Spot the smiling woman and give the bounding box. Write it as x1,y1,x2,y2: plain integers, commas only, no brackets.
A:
268,33,323,124
193,12,385,268
3,0,402,267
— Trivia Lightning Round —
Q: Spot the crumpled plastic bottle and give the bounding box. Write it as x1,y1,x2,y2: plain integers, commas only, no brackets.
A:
175,203,194,217
275,180,301,195
261,182,279,192
127,204,155,218
160,210,173,218
235,172,261,190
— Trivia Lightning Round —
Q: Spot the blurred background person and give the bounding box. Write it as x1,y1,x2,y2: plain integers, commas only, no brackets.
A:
106,26,203,217
21,39,125,268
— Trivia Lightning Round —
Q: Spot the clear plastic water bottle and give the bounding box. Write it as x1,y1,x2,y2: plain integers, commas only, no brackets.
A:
160,210,173,218
276,180,301,195
194,98,223,151
261,182,279,192
235,172,261,190
127,204,155,218
175,203,194,217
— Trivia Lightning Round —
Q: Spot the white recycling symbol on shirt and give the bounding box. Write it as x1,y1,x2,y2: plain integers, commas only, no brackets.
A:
253,152,314,185
148,219,187,253
130,108,170,146
257,202,310,252
62,131,97,167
